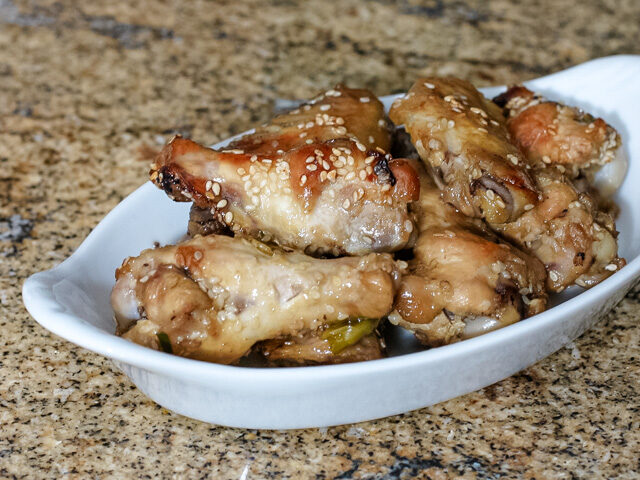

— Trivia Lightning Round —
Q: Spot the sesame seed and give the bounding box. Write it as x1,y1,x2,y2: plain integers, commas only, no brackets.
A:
250,155,258,162
381,184,391,192
363,235,373,245
307,164,318,171
542,155,551,164
428,139,440,149
322,160,330,170
364,156,375,164
319,104,330,111
404,220,413,232
205,180,212,191
306,139,314,144
486,189,495,200
306,156,315,163
216,199,228,209
300,175,307,186
342,199,351,209
605,264,618,272
353,191,358,202
345,171,356,180
237,168,246,176
524,204,534,211
306,121,314,129
447,120,455,128
337,168,347,176
194,251,203,261
327,170,337,181
356,142,366,152
225,211,233,223
335,126,347,135
549,271,559,282
336,117,345,125
507,154,519,165
359,170,367,180
320,171,328,181
299,132,307,138
368,135,375,143
360,97,370,103
424,82,435,89
139,275,149,284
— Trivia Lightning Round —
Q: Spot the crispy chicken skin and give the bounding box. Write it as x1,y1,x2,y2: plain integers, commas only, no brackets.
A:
390,166,547,346
112,235,402,364
494,86,621,178
151,85,419,256
389,77,539,224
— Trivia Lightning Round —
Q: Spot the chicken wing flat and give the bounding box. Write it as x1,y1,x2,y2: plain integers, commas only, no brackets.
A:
390,165,547,347
494,86,622,179
151,85,419,256
389,77,540,224
112,235,402,364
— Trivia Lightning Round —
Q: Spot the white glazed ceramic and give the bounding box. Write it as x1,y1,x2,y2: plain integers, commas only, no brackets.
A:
23,56,640,429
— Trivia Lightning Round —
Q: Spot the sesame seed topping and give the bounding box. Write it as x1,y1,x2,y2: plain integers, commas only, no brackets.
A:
225,211,233,223
364,156,375,164
205,180,212,191
359,170,367,180
424,82,435,89
322,160,330,170
306,156,315,163
319,104,330,111
307,164,318,171
237,168,246,176
486,189,495,200
335,126,347,135
342,199,351,209
194,251,203,261
524,204,534,211
605,264,618,271
320,171,328,182
368,135,375,143
216,199,228,209
336,117,345,125
356,142,366,152
360,97,370,103
305,139,313,144
549,271,559,282
404,220,413,233
300,175,307,186
381,184,391,192
327,170,337,181
299,132,308,138
447,120,455,128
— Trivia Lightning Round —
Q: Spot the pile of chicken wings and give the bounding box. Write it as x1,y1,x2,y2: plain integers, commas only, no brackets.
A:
112,80,625,366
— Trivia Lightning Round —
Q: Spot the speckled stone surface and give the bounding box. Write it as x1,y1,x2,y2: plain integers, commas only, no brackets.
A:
2,0,640,478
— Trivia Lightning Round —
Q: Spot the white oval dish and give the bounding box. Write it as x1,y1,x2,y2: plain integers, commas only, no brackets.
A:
23,56,640,429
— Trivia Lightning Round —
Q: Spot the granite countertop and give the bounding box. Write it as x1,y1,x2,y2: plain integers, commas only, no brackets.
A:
2,0,639,477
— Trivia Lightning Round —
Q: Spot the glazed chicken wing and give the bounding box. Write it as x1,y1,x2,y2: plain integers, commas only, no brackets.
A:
151,85,419,256
495,86,623,183
392,78,625,291
112,235,402,364
390,165,547,347
389,77,540,224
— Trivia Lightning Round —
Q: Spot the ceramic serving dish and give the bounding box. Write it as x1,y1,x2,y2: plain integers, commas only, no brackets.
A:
23,55,640,429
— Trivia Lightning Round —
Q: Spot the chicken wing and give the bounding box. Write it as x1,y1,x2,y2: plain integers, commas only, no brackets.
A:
494,86,622,181
112,235,402,364
390,164,547,347
151,85,419,256
391,78,625,292
389,77,540,224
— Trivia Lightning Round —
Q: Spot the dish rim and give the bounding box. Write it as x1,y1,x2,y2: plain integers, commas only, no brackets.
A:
22,54,640,386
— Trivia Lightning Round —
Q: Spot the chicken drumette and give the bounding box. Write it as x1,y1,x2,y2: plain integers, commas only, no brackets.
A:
112,235,403,364
152,85,419,256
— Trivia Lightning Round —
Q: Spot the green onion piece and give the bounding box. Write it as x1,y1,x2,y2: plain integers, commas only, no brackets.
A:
156,332,173,354
321,317,379,354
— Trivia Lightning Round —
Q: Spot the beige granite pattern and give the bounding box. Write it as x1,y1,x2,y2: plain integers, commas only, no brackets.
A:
1,0,640,478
